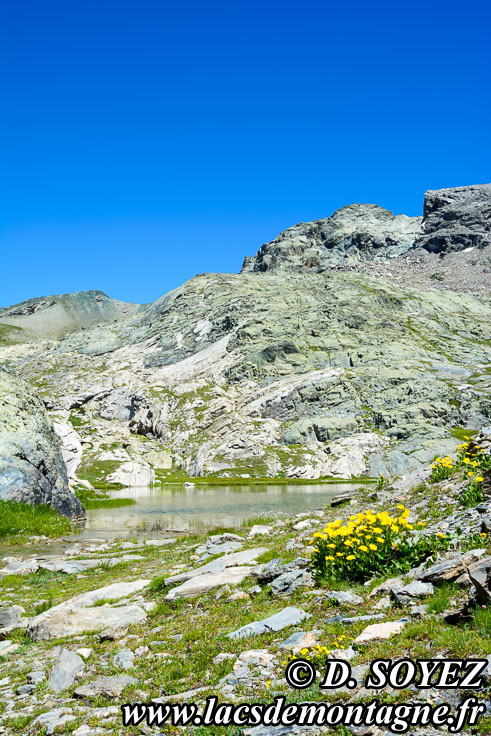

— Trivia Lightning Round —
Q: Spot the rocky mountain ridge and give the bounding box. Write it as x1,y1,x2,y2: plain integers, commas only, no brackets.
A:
0,183,490,512
241,183,491,274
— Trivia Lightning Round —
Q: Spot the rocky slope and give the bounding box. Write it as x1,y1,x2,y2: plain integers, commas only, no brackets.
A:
0,184,489,493
0,290,140,344
0,369,85,518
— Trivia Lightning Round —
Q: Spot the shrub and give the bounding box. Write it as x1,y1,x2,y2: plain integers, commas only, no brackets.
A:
309,506,447,583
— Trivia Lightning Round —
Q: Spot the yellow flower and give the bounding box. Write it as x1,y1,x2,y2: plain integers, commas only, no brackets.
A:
327,543,335,548
359,545,368,552
391,525,399,533
266,680,271,689
468,471,474,477
437,532,446,538
471,461,478,467
346,554,355,560
300,648,309,655
463,458,470,464
336,552,344,557
376,536,384,543
476,476,484,482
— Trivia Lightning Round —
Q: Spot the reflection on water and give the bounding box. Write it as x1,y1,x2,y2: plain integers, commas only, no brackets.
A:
79,483,362,538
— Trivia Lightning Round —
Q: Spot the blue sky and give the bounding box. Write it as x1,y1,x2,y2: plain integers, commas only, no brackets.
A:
1,0,490,307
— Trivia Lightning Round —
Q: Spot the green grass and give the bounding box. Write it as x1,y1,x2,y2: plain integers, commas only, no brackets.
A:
74,487,136,509
425,583,459,614
451,426,479,440
155,473,376,486
0,500,71,540
0,322,25,345
76,459,126,489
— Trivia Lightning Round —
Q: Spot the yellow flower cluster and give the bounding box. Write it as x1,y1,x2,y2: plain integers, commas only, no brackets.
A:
310,505,416,558
431,456,455,470
431,438,489,485
284,636,348,666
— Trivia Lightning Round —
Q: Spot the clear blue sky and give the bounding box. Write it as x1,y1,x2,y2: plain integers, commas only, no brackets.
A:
1,0,490,307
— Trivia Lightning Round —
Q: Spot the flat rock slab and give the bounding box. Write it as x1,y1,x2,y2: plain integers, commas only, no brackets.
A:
417,551,485,584
0,640,20,655
228,607,310,640
74,675,137,698
325,590,364,606
325,613,384,625
353,619,407,645
165,547,267,585
48,648,85,692
393,581,434,603
0,554,144,576
279,631,316,653
28,580,150,641
165,566,258,600
33,708,76,736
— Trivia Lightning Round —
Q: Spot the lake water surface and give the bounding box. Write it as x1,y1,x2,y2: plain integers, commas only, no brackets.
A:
79,482,362,538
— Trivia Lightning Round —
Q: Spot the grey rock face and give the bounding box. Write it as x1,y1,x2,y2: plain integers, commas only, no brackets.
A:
467,556,491,605
241,204,422,272
48,648,85,692
0,369,85,518
414,183,490,254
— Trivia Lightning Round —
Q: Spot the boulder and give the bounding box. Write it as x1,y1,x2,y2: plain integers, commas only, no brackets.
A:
417,551,485,584
0,369,85,518
113,648,135,670
48,648,85,692
107,461,155,487
74,675,137,699
271,568,313,597
468,557,491,605
228,606,310,640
